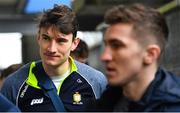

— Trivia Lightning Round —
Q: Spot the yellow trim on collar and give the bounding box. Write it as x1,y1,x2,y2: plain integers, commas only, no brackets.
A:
26,61,41,89
26,57,78,92
69,56,78,73
57,57,78,94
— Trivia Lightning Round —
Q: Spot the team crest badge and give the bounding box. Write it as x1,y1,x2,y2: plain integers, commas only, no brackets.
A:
73,92,83,104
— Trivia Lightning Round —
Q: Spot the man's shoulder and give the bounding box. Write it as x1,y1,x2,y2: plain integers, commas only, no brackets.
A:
74,60,107,98
149,68,180,108
75,60,107,84
75,60,105,78
5,62,31,82
1,62,34,104
157,68,180,89
0,93,20,112
1,62,31,94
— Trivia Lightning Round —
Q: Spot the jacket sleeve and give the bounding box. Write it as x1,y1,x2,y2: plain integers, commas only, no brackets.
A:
1,63,30,105
75,61,108,99
96,72,108,96
162,103,180,112
0,74,17,104
0,93,20,112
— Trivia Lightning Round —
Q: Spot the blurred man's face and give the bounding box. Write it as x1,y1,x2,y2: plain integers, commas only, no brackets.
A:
101,23,145,86
38,27,79,67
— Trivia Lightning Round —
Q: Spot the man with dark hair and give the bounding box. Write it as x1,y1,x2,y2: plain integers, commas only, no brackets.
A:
1,5,107,112
98,4,180,111
71,39,89,64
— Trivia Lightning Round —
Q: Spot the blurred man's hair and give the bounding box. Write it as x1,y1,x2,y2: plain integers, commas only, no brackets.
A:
0,64,23,80
71,40,89,64
38,5,78,39
104,4,169,53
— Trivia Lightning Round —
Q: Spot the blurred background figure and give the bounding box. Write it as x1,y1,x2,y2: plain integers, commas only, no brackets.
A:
71,39,89,64
0,63,23,89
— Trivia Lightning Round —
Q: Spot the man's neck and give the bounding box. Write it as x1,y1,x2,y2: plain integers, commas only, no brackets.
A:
122,64,158,101
43,60,70,77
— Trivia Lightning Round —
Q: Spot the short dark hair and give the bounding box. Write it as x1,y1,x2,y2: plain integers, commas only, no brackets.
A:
71,40,89,59
38,5,78,39
104,4,169,52
0,64,23,80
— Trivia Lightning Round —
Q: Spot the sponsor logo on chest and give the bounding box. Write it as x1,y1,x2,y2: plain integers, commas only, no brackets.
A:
30,98,44,105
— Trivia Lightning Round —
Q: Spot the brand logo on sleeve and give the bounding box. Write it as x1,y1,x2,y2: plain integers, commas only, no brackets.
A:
20,85,29,98
77,78,82,83
30,98,44,105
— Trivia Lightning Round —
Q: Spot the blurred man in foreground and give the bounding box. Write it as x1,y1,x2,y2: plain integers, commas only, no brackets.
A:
99,3,180,112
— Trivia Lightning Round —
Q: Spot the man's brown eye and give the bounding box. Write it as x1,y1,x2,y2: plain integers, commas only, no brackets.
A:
110,43,121,49
57,38,68,44
42,35,50,41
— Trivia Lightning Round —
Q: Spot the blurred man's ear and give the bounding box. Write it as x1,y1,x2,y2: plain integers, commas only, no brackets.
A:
143,45,161,65
71,37,80,51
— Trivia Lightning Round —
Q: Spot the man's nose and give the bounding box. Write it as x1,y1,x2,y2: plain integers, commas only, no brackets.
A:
101,47,112,62
47,40,57,53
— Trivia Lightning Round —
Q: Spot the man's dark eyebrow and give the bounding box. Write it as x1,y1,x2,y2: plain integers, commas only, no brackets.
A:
41,33,68,42
108,38,126,46
108,38,122,43
56,38,68,42
42,33,52,39
109,39,119,42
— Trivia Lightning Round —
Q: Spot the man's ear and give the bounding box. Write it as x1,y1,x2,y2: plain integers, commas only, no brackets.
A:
143,45,161,65
71,37,80,51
